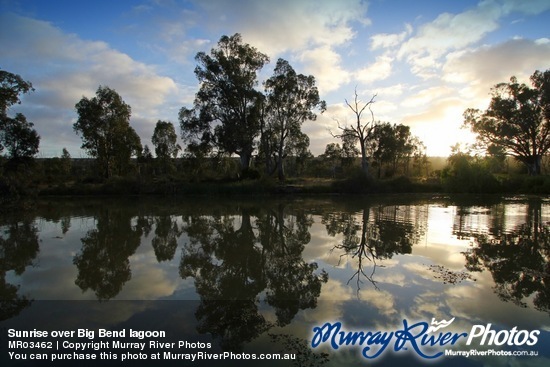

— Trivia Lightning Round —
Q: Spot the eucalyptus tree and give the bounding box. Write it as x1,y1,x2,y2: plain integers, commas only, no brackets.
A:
0,113,40,160
0,69,33,117
262,58,325,181
464,69,550,175
152,120,180,174
152,120,180,159
74,86,142,178
179,33,269,173
367,122,420,177
0,70,39,161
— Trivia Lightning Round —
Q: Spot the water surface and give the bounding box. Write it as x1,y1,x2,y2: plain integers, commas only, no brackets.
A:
1,195,549,366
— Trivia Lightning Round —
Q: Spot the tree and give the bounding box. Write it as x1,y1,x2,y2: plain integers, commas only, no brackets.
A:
0,113,40,160
366,122,421,177
152,120,180,175
262,59,326,181
152,120,180,159
74,86,142,178
441,144,500,193
464,70,550,175
340,132,360,168
320,143,343,177
332,89,376,175
0,70,34,119
179,34,269,173
0,70,39,160
60,148,72,176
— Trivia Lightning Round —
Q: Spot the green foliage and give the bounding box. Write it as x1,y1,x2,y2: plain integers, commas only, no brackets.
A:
152,120,180,175
366,122,423,178
180,33,269,172
0,113,40,160
152,120,180,159
464,69,550,175
0,70,40,199
331,168,374,193
0,69,34,118
262,58,325,181
41,148,72,184
0,70,39,161
441,149,501,193
74,86,142,179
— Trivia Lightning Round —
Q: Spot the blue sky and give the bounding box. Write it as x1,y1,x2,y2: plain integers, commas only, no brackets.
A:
1,0,549,158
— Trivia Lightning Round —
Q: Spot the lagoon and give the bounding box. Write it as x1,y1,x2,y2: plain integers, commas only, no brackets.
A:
1,195,549,366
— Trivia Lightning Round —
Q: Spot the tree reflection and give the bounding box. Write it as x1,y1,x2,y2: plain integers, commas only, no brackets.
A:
179,204,327,351
258,205,328,326
0,218,39,320
463,199,550,314
73,207,143,301
322,204,418,293
152,215,182,262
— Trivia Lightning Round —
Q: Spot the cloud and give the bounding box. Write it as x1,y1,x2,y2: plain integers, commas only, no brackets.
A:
401,97,477,156
299,46,352,93
498,0,550,15
360,288,397,316
191,0,369,56
401,86,454,108
355,55,393,83
374,84,407,98
395,0,550,79
397,6,499,78
442,38,550,101
370,24,412,50
0,14,178,156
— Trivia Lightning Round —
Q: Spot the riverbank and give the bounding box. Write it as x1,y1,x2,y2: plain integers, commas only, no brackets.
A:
33,172,550,197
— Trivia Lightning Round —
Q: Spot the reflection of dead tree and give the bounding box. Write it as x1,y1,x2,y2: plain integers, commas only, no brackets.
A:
329,208,382,295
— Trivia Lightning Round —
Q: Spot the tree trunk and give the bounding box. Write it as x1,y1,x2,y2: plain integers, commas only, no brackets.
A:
360,143,369,175
239,153,251,172
524,155,542,175
277,157,285,181
276,143,285,181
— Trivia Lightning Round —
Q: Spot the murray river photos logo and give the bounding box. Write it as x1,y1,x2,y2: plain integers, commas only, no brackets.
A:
310,317,540,360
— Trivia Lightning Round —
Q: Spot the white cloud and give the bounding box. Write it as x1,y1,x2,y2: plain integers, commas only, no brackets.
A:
498,0,550,15
374,84,407,98
402,86,454,108
397,0,550,79
401,97,477,156
0,14,178,157
370,24,412,50
192,0,369,56
442,38,550,100
355,55,393,83
299,46,352,93
397,6,500,77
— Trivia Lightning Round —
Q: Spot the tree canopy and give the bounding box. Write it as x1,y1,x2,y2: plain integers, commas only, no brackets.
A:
0,70,34,117
262,58,326,180
179,33,269,172
0,113,40,160
367,122,421,178
152,120,180,160
464,69,550,175
0,70,39,161
74,85,142,178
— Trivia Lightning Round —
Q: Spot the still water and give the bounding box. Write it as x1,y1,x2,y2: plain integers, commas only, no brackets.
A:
1,195,549,366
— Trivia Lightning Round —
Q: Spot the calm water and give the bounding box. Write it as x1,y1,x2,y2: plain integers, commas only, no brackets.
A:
1,195,549,366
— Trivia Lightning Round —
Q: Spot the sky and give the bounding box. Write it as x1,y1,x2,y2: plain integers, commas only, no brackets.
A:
1,0,549,158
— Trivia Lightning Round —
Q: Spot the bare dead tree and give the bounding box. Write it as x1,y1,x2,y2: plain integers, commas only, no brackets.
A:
331,88,376,174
